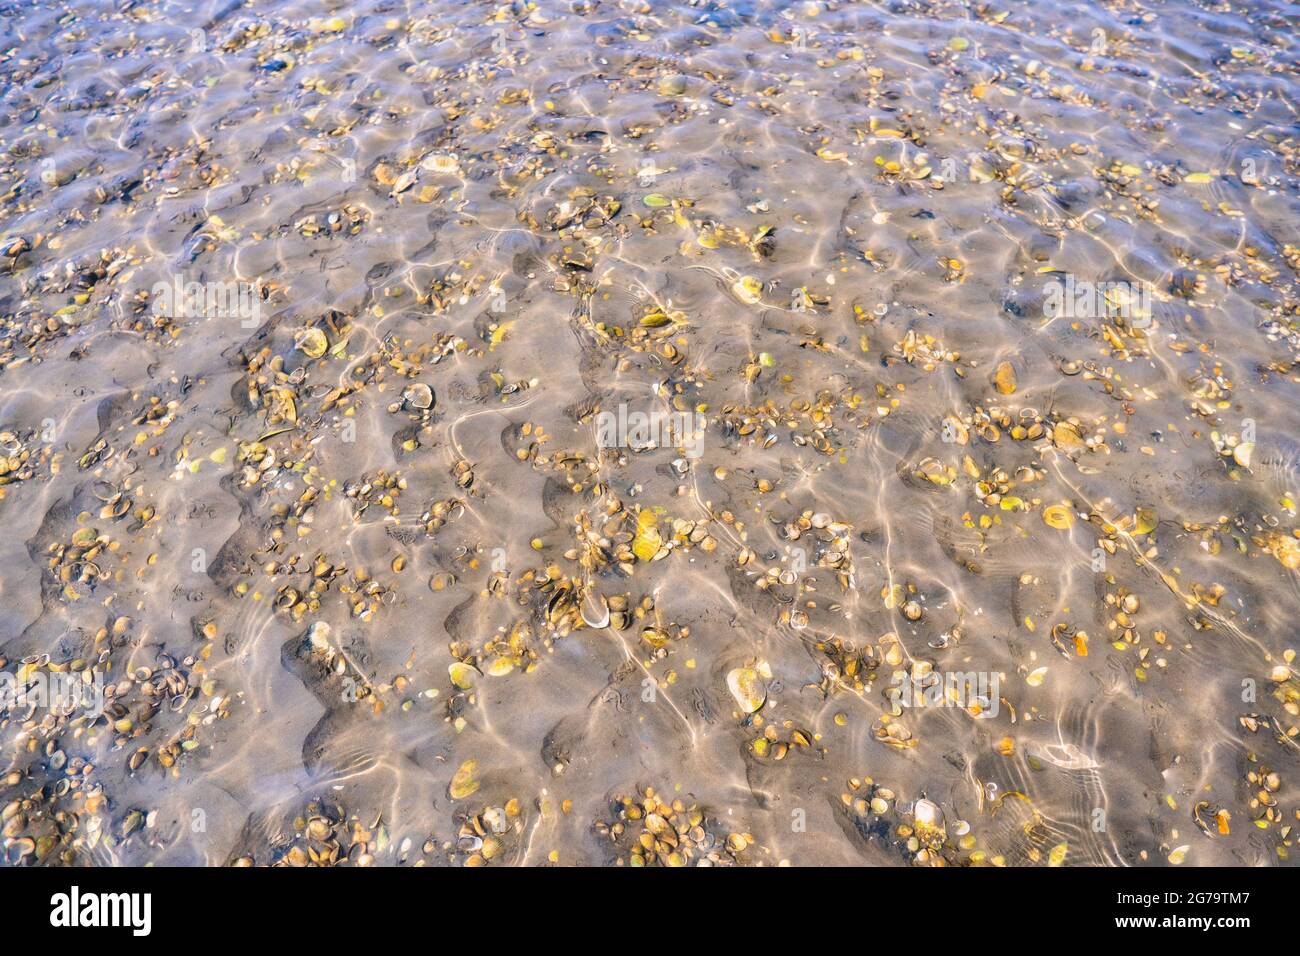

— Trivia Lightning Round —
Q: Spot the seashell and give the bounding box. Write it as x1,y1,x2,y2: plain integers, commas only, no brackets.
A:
449,661,479,689
732,276,763,305
421,154,460,175
580,589,610,629
1042,505,1074,530
295,328,328,358
100,496,130,519
449,759,480,800
726,667,766,714
403,383,434,410
914,798,945,843
641,626,669,648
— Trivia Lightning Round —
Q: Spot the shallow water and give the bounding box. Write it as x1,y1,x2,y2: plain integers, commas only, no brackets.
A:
1,0,1298,866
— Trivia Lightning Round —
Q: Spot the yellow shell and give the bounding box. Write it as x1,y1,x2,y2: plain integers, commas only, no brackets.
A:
632,526,662,562
449,662,477,690
485,658,515,677
449,759,480,800
1052,422,1083,448
733,276,763,305
1134,507,1157,535
993,361,1017,395
726,667,766,714
295,328,328,359
1042,505,1074,530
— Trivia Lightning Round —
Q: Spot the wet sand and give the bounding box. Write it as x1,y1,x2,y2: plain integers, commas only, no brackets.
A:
1,0,1298,866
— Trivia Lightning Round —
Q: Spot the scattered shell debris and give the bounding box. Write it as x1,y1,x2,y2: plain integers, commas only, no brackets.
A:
0,0,1297,868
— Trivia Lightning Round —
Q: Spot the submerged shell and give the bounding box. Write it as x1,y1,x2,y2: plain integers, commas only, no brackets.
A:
449,661,478,690
307,621,332,652
733,276,763,304
913,798,945,843
580,590,610,629
726,667,766,714
422,154,460,174
403,383,434,409
1042,505,1074,530
449,759,480,800
295,328,328,358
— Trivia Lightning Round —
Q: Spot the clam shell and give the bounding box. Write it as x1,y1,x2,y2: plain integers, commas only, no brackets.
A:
449,661,479,689
295,328,328,358
403,383,434,410
449,759,480,800
913,798,945,842
422,154,460,174
726,667,766,714
580,590,610,629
